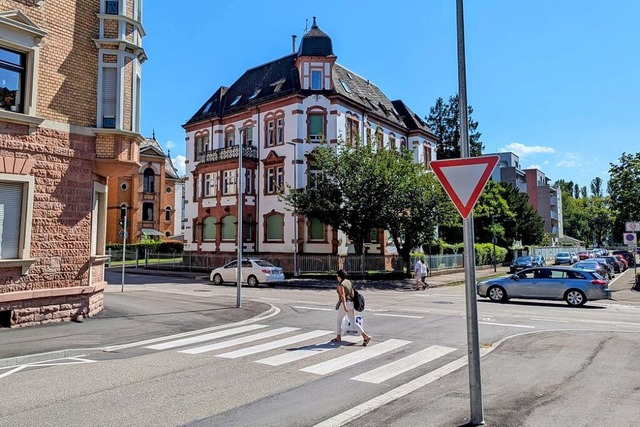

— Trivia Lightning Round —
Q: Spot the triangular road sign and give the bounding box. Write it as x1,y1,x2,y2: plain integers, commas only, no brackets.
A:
430,155,500,219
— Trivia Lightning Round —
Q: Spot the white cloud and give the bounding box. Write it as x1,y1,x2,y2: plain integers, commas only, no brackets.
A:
165,140,176,149
525,164,542,170
498,142,555,157
557,159,577,167
172,155,186,176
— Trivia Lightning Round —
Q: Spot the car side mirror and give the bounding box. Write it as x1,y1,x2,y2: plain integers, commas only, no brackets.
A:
511,275,519,281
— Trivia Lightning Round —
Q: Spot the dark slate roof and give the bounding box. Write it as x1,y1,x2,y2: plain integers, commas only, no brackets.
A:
298,17,333,57
140,137,165,157
332,64,407,129
165,156,181,180
390,100,432,134
186,54,299,125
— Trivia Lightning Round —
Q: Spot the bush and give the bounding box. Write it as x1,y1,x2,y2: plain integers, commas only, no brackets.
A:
474,243,507,266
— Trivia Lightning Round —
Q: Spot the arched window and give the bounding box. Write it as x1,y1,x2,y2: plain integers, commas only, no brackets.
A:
221,215,236,241
120,204,128,224
165,206,171,221
143,168,155,192
203,216,216,241
266,213,284,242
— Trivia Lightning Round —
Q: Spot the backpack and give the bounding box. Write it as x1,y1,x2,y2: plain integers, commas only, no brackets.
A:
353,288,365,312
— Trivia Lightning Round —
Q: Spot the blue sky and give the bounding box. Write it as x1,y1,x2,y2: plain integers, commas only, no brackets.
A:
140,0,639,191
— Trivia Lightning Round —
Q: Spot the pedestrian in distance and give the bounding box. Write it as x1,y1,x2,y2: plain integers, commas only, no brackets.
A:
414,256,428,290
331,269,371,346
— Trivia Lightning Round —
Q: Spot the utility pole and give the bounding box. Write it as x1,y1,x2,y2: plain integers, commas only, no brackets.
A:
236,142,243,308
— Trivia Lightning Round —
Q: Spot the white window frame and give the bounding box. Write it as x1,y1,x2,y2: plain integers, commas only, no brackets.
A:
0,11,46,126
223,170,237,195
0,173,35,274
310,69,322,90
91,182,108,257
204,172,217,197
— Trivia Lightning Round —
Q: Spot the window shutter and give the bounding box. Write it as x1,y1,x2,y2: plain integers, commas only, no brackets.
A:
0,182,23,259
309,115,323,139
102,68,117,126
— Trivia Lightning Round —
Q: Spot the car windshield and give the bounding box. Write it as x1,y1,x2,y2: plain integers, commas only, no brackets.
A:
515,256,531,263
557,252,569,257
254,260,276,267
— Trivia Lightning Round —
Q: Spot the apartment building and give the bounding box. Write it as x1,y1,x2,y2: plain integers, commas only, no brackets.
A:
524,168,563,242
183,18,436,258
0,0,146,327
106,135,183,244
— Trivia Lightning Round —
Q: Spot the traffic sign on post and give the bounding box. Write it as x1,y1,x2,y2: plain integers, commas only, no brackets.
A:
625,222,640,232
430,155,500,219
624,232,637,246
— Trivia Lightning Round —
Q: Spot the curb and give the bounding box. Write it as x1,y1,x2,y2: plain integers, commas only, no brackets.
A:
0,348,103,369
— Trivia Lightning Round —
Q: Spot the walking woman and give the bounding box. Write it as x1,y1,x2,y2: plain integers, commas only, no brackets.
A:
332,269,371,346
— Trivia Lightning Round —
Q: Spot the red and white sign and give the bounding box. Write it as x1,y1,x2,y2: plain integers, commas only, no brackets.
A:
624,232,637,246
430,155,500,219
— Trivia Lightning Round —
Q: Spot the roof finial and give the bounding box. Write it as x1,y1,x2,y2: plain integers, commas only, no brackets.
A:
312,16,317,28
152,129,156,140
167,149,171,158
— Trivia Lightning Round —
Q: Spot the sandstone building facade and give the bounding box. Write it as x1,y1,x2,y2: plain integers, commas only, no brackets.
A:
0,0,146,327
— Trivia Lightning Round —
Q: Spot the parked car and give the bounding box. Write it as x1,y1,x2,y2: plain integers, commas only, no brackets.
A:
601,255,623,273
577,251,591,260
612,250,636,267
573,260,613,280
509,255,545,273
477,267,610,307
594,257,616,278
210,259,284,287
554,252,574,265
570,253,579,263
613,254,629,271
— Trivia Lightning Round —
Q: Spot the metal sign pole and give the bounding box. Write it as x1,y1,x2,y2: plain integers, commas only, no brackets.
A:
457,0,484,424
121,211,127,293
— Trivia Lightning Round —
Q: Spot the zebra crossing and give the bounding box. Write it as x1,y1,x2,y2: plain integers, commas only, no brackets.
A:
142,324,459,385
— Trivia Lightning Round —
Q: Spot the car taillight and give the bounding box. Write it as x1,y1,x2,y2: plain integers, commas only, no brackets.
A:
261,269,271,273
591,279,607,286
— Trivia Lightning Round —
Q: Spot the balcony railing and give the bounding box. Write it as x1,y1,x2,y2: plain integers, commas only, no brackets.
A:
197,145,258,163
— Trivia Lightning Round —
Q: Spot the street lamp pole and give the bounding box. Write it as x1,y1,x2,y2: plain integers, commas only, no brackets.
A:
236,142,243,308
287,142,298,277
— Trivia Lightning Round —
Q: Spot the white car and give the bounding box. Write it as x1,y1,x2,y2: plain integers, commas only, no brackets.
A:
209,259,284,287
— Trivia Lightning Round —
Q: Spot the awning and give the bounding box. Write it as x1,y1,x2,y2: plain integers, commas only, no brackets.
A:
141,228,165,236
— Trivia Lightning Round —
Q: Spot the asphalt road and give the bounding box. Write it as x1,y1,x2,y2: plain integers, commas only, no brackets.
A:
1,268,639,426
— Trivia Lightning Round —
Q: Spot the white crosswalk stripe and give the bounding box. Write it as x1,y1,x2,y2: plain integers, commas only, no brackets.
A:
216,330,333,359
145,324,269,350
145,324,460,385
179,327,299,355
351,345,456,384
300,339,411,375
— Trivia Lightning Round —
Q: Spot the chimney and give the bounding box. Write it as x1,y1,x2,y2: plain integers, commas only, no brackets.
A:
292,35,297,53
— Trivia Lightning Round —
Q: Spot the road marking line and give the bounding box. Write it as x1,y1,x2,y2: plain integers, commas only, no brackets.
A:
145,324,269,350
479,321,535,329
217,330,332,359
179,327,298,355
257,342,338,366
315,347,492,427
372,313,423,319
351,345,457,384
301,339,410,375
293,306,334,311
0,365,27,379
103,304,280,351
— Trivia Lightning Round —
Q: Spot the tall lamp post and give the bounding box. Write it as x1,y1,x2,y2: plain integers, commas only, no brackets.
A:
236,142,243,308
286,142,298,277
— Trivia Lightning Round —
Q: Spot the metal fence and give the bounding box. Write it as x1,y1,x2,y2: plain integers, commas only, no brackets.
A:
106,249,465,275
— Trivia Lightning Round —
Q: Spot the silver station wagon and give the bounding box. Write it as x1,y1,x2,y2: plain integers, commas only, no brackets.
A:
477,267,611,307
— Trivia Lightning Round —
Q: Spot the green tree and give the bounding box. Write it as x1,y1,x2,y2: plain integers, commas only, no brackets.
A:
499,183,546,245
608,152,640,242
586,196,613,246
590,177,604,197
472,180,512,245
426,94,483,160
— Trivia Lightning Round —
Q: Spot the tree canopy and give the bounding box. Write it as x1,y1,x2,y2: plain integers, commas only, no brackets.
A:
425,94,484,159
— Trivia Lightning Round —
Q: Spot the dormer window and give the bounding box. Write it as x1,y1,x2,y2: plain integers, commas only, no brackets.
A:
248,89,261,100
339,79,351,94
311,69,322,90
230,95,242,107
271,78,285,93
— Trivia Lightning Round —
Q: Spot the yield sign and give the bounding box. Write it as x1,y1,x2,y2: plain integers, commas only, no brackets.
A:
431,155,500,219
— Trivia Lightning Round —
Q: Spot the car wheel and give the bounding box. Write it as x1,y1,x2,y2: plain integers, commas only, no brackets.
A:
247,275,259,287
487,285,507,303
212,274,223,286
565,289,586,307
